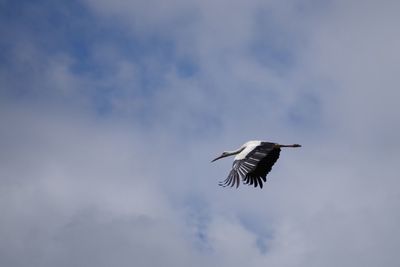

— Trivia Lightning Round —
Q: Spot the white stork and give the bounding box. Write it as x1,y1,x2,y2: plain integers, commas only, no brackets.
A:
211,141,301,188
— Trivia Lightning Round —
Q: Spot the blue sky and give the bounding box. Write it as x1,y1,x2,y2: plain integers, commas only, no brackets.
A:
1,0,400,266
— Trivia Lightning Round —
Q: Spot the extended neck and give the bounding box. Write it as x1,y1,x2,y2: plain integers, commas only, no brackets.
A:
211,147,245,162
225,147,245,156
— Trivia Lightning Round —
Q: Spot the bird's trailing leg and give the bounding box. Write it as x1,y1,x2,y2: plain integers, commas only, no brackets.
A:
277,144,301,148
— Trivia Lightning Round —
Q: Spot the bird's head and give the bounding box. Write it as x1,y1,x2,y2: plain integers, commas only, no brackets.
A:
211,151,231,162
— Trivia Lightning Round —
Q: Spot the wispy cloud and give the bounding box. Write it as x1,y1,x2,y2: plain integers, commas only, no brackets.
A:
1,0,400,266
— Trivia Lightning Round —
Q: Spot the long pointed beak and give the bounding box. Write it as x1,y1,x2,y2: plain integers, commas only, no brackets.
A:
211,154,225,163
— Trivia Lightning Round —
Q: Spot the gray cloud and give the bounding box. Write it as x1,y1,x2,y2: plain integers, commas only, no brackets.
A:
1,0,400,266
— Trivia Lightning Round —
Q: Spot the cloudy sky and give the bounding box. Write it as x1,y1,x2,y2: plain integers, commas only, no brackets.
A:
1,0,400,266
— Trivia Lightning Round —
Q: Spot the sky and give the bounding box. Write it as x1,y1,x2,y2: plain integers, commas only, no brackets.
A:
1,0,400,266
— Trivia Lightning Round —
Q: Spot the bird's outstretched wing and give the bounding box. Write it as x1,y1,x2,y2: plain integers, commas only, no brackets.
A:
219,142,280,188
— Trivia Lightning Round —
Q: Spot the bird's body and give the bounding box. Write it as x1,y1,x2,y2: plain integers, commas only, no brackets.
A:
211,140,301,188
234,140,263,160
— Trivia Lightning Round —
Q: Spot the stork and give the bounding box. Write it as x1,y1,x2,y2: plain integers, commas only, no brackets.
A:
211,141,301,188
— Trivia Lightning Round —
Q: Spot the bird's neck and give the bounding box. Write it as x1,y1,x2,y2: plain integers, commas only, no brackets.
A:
225,147,245,156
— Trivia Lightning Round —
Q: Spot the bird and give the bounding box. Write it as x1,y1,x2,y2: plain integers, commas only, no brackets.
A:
211,140,301,188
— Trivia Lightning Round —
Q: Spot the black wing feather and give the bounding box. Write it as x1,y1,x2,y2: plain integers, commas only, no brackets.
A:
246,147,280,186
218,142,281,189
218,161,240,188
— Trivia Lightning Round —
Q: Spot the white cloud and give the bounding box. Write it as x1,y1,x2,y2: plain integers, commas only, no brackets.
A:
1,0,400,266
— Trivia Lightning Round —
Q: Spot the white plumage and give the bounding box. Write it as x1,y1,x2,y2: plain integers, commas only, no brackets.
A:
234,140,262,160
211,140,301,188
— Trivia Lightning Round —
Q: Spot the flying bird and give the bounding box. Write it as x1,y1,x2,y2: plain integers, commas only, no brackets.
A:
211,141,301,188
